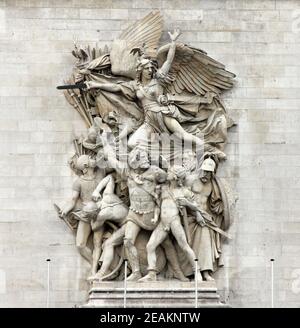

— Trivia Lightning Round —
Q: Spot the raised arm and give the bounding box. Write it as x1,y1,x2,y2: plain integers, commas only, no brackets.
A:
159,29,181,76
92,174,113,201
101,134,127,178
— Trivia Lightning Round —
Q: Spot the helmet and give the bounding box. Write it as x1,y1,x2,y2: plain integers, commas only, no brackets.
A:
169,165,187,180
76,155,90,171
200,157,216,172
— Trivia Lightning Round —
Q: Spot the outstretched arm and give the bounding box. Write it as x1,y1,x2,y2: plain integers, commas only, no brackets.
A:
85,81,122,93
159,29,181,76
101,134,128,178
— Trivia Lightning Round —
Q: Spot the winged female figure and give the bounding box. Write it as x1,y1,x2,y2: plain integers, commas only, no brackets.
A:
61,12,235,161
86,29,215,149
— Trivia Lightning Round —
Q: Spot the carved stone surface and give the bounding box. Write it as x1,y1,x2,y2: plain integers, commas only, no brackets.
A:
56,10,236,306
2,1,300,309
82,281,228,308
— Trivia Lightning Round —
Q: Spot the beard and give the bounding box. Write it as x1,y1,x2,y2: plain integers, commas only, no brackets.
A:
184,163,195,172
139,162,150,169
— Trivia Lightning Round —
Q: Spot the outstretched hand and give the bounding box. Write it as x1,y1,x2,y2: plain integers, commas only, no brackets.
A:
85,81,99,90
168,28,181,42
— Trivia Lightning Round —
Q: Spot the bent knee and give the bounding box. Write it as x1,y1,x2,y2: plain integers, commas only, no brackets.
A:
76,243,86,250
96,213,107,224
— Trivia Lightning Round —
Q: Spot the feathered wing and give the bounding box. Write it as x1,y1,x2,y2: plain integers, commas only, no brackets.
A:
156,43,235,156
157,43,235,96
110,11,163,78
119,10,163,54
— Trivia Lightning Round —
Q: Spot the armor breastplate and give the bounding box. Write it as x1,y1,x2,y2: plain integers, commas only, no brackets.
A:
128,185,155,214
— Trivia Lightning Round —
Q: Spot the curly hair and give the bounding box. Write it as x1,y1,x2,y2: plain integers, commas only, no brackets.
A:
135,56,158,82
168,165,187,181
128,146,149,169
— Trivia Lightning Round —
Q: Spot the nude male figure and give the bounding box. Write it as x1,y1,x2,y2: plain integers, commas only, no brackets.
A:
140,165,204,282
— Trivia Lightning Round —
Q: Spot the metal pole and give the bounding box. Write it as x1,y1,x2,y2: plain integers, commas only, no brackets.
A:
46,259,51,308
270,259,274,308
194,258,198,308
124,259,128,308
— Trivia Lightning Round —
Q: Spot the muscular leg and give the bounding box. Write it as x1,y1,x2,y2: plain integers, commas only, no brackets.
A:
164,116,203,147
139,224,168,282
76,221,92,264
128,123,152,149
96,225,126,280
161,237,189,282
91,226,104,276
170,219,202,281
124,221,141,281
92,212,108,231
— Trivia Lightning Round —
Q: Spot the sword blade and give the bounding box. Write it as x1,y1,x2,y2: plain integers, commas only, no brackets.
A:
56,82,86,90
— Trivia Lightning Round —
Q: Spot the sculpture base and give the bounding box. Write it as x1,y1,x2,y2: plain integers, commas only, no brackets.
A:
81,281,229,308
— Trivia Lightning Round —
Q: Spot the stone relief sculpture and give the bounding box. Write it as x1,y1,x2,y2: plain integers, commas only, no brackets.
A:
56,11,236,284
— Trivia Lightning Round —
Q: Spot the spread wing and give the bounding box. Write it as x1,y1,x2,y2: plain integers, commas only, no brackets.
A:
157,43,235,96
110,11,163,78
119,10,163,55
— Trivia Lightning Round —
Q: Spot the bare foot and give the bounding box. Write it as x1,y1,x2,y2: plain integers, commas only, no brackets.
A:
93,271,107,282
202,271,214,281
87,275,97,282
173,270,189,282
126,271,142,281
138,272,156,282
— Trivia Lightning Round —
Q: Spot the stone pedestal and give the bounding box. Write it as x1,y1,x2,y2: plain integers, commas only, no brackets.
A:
82,281,229,308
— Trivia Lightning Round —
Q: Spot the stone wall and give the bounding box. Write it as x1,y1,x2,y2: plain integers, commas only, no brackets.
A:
0,0,300,307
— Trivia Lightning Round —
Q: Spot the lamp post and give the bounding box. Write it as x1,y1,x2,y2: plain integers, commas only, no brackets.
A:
194,258,198,308
124,259,128,308
270,258,274,308
46,259,51,308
